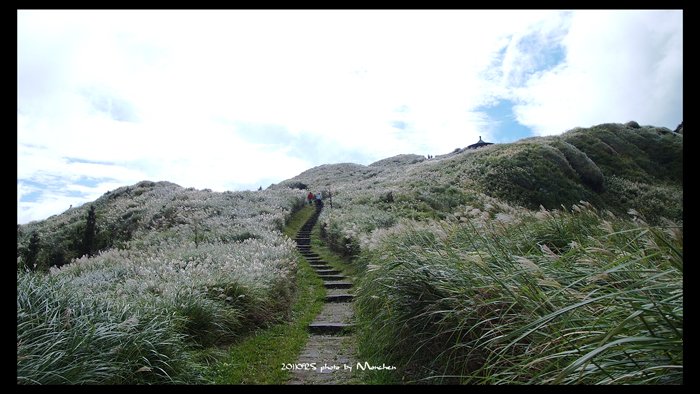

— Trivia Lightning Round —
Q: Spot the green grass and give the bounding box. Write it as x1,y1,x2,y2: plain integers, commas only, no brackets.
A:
209,205,326,384
311,218,362,279
283,204,316,239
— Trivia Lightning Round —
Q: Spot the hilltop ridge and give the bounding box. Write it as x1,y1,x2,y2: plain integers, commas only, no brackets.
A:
275,121,682,224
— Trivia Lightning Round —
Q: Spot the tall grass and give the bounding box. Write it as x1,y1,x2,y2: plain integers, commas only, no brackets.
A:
17,184,307,384
17,271,201,384
355,203,682,384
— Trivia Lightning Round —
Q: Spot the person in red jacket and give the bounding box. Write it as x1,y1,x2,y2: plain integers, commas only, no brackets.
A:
307,191,314,205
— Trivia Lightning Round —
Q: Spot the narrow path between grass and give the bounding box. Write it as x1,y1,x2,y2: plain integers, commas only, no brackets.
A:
287,204,360,385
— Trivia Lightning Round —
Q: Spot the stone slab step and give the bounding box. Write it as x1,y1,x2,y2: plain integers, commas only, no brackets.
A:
318,274,346,281
325,294,354,303
314,269,341,275
308,322,354,335
323,282,353,289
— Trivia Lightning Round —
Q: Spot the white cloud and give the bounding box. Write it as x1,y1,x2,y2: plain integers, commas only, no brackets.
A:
508,10,683,135
17,10,682,223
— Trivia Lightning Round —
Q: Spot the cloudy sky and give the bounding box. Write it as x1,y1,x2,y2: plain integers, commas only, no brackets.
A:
17,10,683,224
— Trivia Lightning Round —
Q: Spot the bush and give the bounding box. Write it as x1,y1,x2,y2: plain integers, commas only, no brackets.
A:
554,141,605,192
287,181,308,190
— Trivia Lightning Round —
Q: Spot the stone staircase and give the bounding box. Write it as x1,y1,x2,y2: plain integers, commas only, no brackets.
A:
294,205,355,335
288,204,358,384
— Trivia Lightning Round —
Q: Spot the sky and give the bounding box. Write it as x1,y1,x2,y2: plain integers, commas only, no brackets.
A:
17,10,683,224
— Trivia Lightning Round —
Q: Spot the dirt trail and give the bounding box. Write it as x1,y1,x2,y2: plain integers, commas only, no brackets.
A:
287,205,360,385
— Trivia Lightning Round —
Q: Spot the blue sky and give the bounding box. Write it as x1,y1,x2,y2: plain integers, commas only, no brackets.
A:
17,10,683,224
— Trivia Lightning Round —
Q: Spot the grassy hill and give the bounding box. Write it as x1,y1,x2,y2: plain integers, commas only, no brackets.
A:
17,183,306,384
277,122,682,225
273,122,683,384
17,122,682,384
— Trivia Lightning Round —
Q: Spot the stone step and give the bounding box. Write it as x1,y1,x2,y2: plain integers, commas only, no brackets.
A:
308,322,354,335
325,294,354,303
317,273,345,279
310,265,331,270
314,269,341,275
326,288,354,297
323,282,353,289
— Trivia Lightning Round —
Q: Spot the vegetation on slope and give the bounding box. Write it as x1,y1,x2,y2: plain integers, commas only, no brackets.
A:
17,121,682,385
276,122,682,258
273,122,683,384
17,182,307,384
356,203,682,384
211,205,326,384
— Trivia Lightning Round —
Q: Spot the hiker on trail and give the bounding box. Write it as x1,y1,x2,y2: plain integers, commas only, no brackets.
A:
315,192,323,207
307,191,314,205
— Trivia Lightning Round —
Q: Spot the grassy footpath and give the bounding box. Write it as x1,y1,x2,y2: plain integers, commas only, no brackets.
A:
208,205,326,384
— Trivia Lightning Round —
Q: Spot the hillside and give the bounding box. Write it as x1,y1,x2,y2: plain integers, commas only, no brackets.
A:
276,122,682,225
17,121,682,385
272,121,683,384
17,183,306,383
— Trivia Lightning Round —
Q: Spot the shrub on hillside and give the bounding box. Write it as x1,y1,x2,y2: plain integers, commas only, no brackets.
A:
553,141,605,192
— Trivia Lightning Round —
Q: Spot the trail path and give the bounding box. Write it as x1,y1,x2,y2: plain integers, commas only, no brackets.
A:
287,205,359,385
